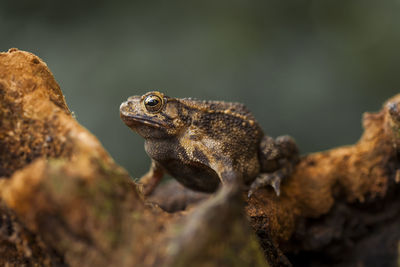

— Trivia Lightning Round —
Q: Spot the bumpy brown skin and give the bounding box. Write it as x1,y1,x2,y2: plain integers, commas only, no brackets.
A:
120,91,299,196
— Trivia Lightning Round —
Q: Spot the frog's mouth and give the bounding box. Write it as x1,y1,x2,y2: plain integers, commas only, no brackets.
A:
120,114,170,129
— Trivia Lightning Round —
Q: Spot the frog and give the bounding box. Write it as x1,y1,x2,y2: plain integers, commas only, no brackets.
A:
120,91,299,197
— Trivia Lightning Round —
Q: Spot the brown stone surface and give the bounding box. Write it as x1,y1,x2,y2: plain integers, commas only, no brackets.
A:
0,48,399,266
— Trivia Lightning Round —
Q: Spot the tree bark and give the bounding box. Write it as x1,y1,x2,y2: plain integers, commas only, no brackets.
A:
0,48,399,267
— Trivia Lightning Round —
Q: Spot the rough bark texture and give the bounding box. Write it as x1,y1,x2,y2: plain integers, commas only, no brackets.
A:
0,48,399,266
244,94,400,266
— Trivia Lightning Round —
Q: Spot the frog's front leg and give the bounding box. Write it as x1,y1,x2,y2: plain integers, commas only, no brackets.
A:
139,160,165,196
249,135,299,197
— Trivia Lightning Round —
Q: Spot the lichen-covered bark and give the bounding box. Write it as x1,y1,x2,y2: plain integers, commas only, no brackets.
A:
0,48,399,267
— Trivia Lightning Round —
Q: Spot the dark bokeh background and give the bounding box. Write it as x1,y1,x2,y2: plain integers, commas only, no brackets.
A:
1,1,399,178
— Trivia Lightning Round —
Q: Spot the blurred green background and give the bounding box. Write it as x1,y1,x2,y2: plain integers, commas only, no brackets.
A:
1,0,399,178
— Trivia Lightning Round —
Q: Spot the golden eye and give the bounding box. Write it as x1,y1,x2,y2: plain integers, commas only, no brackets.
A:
144,94,163,113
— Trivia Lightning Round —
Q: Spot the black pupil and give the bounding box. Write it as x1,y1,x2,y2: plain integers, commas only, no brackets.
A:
147,98,159,106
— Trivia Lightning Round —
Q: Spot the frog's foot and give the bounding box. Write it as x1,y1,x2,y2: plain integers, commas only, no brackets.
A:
248,170,285,198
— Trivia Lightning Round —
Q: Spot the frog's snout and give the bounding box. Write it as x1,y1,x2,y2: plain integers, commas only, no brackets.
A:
119,101,129,114
119,97,139,116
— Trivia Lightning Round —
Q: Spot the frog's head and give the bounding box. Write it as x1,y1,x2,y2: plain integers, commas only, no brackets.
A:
120,91,190,139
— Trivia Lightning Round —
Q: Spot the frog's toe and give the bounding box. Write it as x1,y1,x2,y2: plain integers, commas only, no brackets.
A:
248,172,282,197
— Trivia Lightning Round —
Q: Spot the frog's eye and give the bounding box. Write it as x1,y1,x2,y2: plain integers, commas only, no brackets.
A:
144,94,163,113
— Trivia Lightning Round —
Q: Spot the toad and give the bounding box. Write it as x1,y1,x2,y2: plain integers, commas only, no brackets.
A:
120,91,299,197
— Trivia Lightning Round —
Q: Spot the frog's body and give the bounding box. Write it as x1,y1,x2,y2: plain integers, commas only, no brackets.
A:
120,91,298,197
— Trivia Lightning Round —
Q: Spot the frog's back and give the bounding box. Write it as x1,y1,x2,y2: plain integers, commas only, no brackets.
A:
179,98,264,174
180,98,257,122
